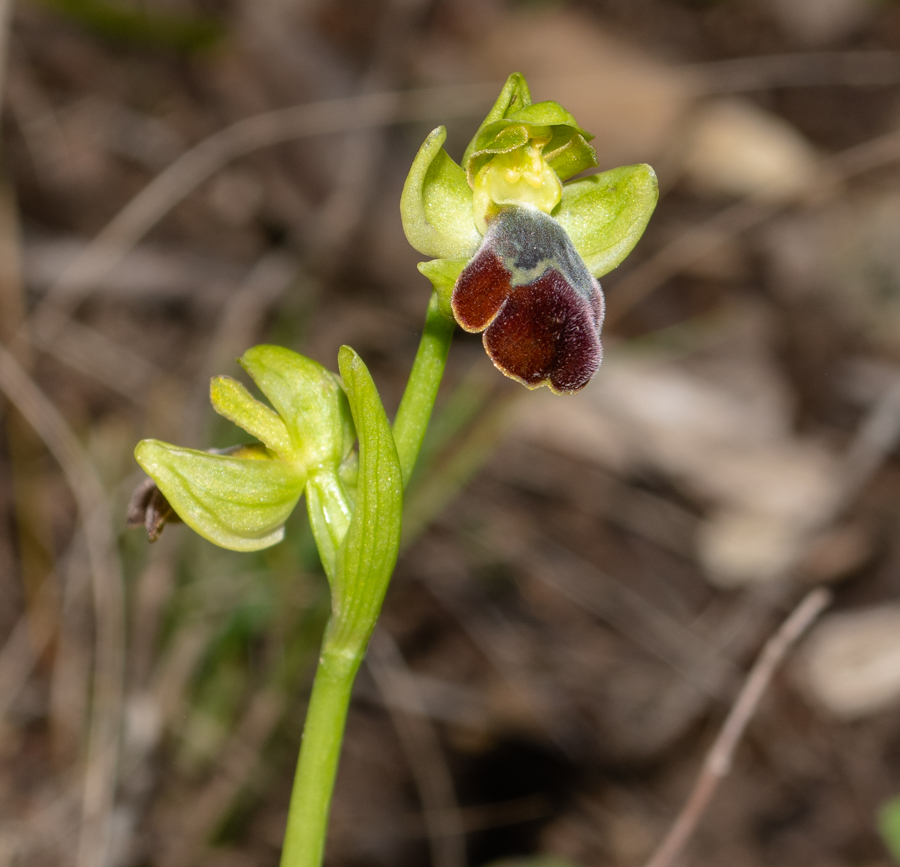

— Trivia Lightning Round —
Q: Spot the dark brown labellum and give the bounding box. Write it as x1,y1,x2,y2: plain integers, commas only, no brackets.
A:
451,206,604,394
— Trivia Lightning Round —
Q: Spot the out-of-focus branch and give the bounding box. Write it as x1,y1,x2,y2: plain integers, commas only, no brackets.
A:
0,0,13,109
643,588,831,867
22,82,500,352
0,607,54,720
0,343,125,867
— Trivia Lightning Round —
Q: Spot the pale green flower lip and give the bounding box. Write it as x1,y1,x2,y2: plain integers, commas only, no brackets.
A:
400,72,659,394
134,438,307,551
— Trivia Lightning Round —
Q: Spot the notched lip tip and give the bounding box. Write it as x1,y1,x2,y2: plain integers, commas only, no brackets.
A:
483,342,592,396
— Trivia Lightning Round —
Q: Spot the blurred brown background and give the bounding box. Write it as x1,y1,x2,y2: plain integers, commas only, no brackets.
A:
4,0,900,865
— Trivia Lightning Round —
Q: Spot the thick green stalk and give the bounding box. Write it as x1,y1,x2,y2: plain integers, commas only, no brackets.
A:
280,301,452,867
279,636,361,867
392,290,455,488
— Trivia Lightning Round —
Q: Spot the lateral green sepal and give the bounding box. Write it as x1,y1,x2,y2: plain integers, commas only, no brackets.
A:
554,163,659,278
400,126,481,260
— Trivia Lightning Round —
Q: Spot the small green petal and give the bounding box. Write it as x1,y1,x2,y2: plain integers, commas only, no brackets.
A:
555,163,659,279
470,121,532,156
400,126,480,260
544,132,598,181
461,72,532,169
465,122,534,187
239,345,355,471
210,375,294,460
134,439,306,552
417,258,467,320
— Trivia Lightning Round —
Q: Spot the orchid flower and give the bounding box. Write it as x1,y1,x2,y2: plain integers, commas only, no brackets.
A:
401,72,658,394
134,344,358,564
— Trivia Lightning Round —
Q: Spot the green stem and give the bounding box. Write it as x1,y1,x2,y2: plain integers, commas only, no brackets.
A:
280,291,454,867
279,636,361,867
392,290,455,488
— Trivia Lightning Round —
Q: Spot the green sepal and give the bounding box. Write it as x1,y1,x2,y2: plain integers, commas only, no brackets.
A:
417,258,467,320
239,345,355,471
210,375,294,460
329,346,403,650
461,72,532,170
134,439,307,552
400,126,481,260
555,163,659,279
305,469,353,584
507,101,588,133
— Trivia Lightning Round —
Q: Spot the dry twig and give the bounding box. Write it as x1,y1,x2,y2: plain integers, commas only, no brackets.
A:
687,50,900,94
22,83,499,349
49,535,94,760
0,343,125,867
643,588,831,867
0,609,54,721
0,0,12,104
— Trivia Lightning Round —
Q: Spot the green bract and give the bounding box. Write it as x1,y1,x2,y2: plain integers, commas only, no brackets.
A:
400,71,659,395
134,345,356,553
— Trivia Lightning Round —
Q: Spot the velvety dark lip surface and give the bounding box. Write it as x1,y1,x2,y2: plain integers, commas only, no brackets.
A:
452,205,604,394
